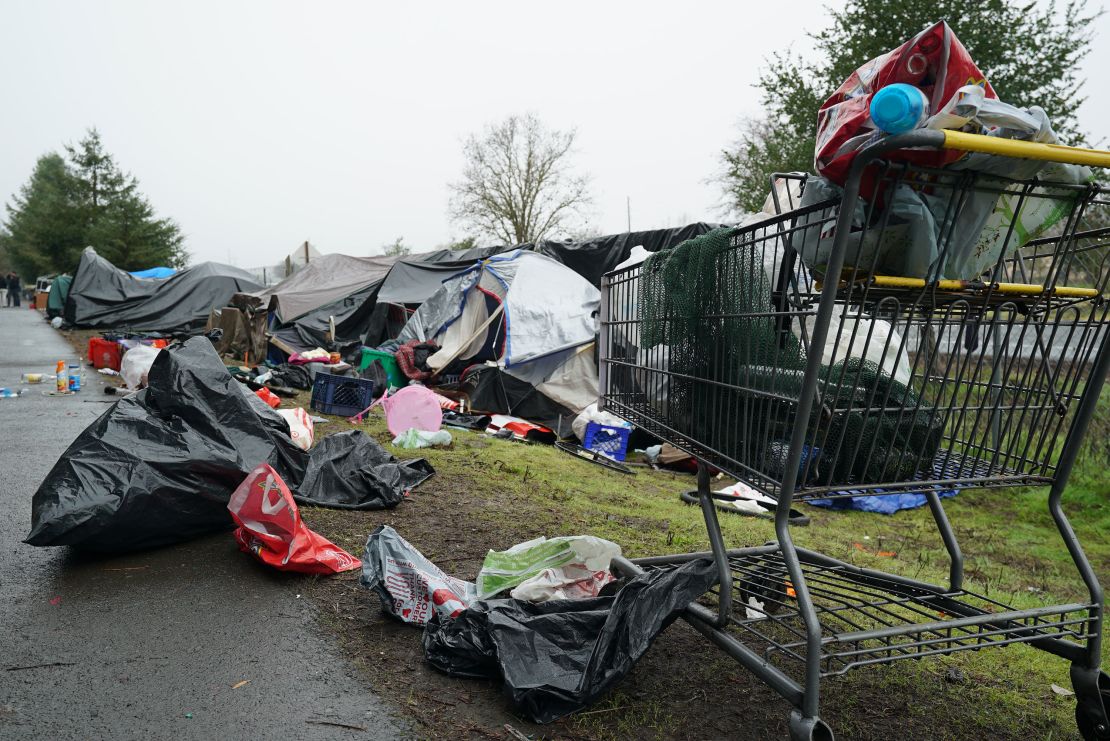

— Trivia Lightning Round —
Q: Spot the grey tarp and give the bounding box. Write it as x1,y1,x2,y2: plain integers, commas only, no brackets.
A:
375,258,479,305
237,253,400,323
63,248,263,334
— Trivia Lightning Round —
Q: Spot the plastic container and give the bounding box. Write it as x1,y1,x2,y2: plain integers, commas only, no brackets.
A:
870,83,929,135
20,373,46,384
310,372,376,417
359,348,404,390
87,337,123,371
0,388,23,399
583,422,632,462
56,361,67,393
378,386,444,437
68,364,81,392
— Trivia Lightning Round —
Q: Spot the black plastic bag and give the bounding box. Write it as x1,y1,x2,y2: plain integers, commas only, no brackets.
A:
269,363,313,390
296,432,433,510
422,558,716,723
25,337,433,552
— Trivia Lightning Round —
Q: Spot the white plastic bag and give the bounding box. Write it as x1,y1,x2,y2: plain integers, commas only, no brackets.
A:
571,402,631,442
360,525,476,626
511,564,616,602
276,407,315,451
476,535,622,601
120,344,161,390
392,428,452,449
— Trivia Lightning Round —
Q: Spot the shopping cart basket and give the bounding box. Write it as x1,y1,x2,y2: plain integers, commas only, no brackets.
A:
599,129,1110,740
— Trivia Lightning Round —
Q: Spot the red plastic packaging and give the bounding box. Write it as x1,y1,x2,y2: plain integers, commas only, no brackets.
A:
228,464,361,574
815,21,995,189
87,337,123,371
255,387,281,409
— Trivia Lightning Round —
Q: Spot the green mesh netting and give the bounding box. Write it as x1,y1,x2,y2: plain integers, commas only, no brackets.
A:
639,227,941,487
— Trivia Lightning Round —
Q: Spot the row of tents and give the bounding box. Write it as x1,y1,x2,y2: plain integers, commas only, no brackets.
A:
51,223,721,427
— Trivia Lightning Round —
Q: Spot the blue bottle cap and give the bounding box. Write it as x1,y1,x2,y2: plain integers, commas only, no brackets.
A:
870,84,927,135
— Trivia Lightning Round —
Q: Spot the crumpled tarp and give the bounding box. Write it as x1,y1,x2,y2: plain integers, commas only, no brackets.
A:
64,247,263,333
24,337,433,552
422,558,716,723
807,488,957,514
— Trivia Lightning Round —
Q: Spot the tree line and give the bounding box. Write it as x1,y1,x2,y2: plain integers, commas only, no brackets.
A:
1,0,1096,279
1,130,186,278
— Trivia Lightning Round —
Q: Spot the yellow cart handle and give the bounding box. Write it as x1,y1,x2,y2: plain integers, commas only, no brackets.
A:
942,130,1110,169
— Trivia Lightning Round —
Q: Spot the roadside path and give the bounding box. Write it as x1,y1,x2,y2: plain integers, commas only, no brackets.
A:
0,308,405,740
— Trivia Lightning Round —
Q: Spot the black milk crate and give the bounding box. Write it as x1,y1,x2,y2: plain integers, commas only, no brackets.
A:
310,372,375,417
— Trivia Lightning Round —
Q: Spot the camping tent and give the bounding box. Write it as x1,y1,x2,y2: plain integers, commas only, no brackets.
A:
237,253,399,325
233,253,402,353
64,247,263,333
396,250,600,428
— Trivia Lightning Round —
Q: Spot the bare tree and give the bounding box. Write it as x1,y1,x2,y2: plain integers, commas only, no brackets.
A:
448,114,591,245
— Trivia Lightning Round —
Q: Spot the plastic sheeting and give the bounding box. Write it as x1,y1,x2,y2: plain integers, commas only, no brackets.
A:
237,253,400,323
529,223,721,286
64,247,263,333
24,337,434,552
375,258,477,305
423,558,717,723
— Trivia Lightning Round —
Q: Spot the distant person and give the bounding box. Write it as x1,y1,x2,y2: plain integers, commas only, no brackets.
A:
7,273,20,308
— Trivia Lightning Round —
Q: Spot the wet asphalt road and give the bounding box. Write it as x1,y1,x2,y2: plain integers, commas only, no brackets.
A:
0,309,406,739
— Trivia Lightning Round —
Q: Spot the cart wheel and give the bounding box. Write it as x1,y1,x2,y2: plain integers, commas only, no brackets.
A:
554,441,633,474
1074,669,1110,740
789,710,835,741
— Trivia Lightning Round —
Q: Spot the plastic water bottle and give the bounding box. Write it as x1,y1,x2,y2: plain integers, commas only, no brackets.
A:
0,388,24,399
870,83,930,135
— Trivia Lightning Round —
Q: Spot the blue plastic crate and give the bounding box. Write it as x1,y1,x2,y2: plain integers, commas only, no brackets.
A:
583,422,631,462
311,372,376,417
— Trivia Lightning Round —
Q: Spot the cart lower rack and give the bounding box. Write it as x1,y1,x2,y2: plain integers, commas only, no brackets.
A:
600,129,1110,740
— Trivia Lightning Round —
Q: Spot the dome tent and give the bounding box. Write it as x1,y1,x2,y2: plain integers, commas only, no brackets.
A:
396,250,600,430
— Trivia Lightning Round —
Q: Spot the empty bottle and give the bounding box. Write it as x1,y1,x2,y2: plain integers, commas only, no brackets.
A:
0,388,24,399
870,83,930,135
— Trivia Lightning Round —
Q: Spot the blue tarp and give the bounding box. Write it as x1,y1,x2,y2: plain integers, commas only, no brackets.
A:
130,266,176,279
807,489,957,514
806,456,969,514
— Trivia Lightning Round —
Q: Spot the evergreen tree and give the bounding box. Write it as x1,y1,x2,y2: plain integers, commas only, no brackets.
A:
1,153,85,278
1,129,187,278
719,0,1099,214
65,130,187,270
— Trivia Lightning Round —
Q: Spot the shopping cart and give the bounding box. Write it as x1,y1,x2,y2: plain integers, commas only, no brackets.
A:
599,129,1110,740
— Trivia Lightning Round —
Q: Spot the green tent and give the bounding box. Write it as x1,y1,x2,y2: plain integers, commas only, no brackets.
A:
46,275,71,318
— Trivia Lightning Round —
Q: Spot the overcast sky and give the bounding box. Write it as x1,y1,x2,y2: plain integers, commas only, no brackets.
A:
2,1,1107,268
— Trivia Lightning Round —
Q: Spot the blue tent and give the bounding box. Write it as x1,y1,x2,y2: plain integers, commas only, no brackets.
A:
129,266,176,279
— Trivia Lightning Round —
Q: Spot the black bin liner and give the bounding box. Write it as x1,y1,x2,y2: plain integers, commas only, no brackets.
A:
422,558,716,723
25,337,433,552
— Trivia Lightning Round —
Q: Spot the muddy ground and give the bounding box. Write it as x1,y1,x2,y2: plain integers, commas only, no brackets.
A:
59,326,1093,740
